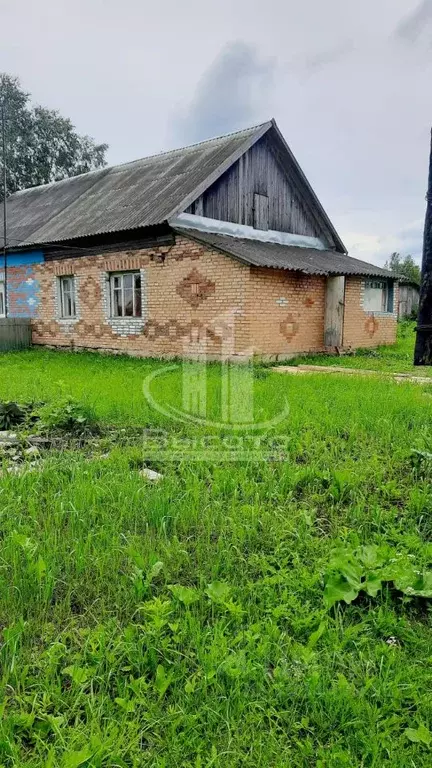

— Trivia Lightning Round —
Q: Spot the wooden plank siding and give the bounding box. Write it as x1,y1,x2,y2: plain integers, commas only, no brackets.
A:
398,284,419,319
0,318,32,351
324,276,345,347
186,134,333,245
253,193,269,231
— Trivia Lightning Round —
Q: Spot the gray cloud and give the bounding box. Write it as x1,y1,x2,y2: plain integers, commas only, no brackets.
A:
301,42,353,75
176,41,275,144
395,0,432,42
397,221,424,259
0,0,429,268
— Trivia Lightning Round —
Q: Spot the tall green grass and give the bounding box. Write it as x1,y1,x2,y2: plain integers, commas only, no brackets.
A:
0,345,431,766
287,320,430,375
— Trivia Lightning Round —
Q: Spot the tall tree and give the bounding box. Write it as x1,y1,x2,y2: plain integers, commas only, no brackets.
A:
0,74,108,197
384,252,421,284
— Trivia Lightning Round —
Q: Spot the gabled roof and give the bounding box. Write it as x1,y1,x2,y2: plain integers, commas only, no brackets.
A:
1,122,271,249
178,228,396,279
0,119,345,252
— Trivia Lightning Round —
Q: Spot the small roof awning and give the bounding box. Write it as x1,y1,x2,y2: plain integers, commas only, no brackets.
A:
178,228,396,279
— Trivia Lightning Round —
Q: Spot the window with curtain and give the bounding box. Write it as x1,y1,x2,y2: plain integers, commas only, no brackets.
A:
110,272,142,317
59,276,77,318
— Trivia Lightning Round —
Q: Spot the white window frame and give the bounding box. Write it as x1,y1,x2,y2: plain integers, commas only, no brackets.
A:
364,280,390,313
0,280,5,318
109,271,142,318
59,276,77,319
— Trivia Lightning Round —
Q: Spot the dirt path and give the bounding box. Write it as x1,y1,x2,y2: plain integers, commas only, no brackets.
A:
272,364,432,385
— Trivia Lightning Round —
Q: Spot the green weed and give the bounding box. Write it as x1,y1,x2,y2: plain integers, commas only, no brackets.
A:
286,320,427,375
0,336,430,766
36,396,99,434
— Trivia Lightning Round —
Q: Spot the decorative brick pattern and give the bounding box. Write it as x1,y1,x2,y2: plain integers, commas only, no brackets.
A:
176,268,216,308
80,275,101,307
246,267,326,357
32,237,249,359
365,315,379,338
27,237,398,359
280,314,300,342
343,277,398,348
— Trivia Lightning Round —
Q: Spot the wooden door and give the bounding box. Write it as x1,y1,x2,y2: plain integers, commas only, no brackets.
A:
324,276,345,347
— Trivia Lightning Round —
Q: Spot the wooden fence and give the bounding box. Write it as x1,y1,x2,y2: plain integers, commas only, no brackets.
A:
0,318,32,351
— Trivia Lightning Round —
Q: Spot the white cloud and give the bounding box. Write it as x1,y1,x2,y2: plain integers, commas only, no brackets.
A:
343,220,424,266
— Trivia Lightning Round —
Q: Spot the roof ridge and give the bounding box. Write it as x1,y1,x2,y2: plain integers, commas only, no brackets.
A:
109,120,273,170
11,120,273,198
11,166,109,197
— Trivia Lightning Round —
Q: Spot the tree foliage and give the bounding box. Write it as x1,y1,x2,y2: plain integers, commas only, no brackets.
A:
384,252,421,284
0,74,108,197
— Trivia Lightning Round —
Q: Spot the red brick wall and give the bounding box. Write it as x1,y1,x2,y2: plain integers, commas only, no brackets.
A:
246,267,326,358
343,277,398,348
32,237,251,359
30,237,398,359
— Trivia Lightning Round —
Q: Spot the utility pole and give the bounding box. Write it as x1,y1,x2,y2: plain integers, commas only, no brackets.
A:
414,128,432,365
1,101,7,318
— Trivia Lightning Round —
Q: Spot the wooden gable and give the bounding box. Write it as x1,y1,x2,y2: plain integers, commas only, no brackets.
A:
185,129,338,249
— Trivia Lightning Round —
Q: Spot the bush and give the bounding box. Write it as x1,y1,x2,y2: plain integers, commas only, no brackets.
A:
0,401,29,430
37,397,99,434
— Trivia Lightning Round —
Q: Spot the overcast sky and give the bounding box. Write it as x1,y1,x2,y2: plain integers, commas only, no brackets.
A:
1,0,431,265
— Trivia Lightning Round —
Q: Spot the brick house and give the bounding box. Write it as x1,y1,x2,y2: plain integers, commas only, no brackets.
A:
0,120,398,360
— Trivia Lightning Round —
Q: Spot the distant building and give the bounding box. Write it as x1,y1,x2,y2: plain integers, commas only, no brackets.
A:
398,277,419,320
0,120,398,359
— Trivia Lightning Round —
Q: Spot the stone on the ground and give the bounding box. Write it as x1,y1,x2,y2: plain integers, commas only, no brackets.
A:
25,445,40,457
7,465,23,475
0,432,18,444
140,467,164,482
28,436,51,446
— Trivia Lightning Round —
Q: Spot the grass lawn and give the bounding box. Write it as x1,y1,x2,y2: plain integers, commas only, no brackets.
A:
0,344,432,766
286,320,431,375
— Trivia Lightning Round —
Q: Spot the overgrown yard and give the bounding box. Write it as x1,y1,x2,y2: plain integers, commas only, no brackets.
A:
1,338,432,766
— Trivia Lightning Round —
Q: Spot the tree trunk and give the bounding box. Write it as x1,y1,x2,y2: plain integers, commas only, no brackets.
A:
414,128,432,365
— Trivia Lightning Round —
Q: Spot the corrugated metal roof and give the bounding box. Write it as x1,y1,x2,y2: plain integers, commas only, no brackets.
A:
178,228,396,279
2,170,109,248
0,122,271,248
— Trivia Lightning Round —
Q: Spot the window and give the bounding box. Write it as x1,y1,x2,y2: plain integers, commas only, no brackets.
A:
110,272,141,317
59,276,76,318
364,280,393,313
0,280,5,318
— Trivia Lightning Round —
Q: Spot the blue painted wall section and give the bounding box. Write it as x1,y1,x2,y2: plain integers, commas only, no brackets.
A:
0,251,44,318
